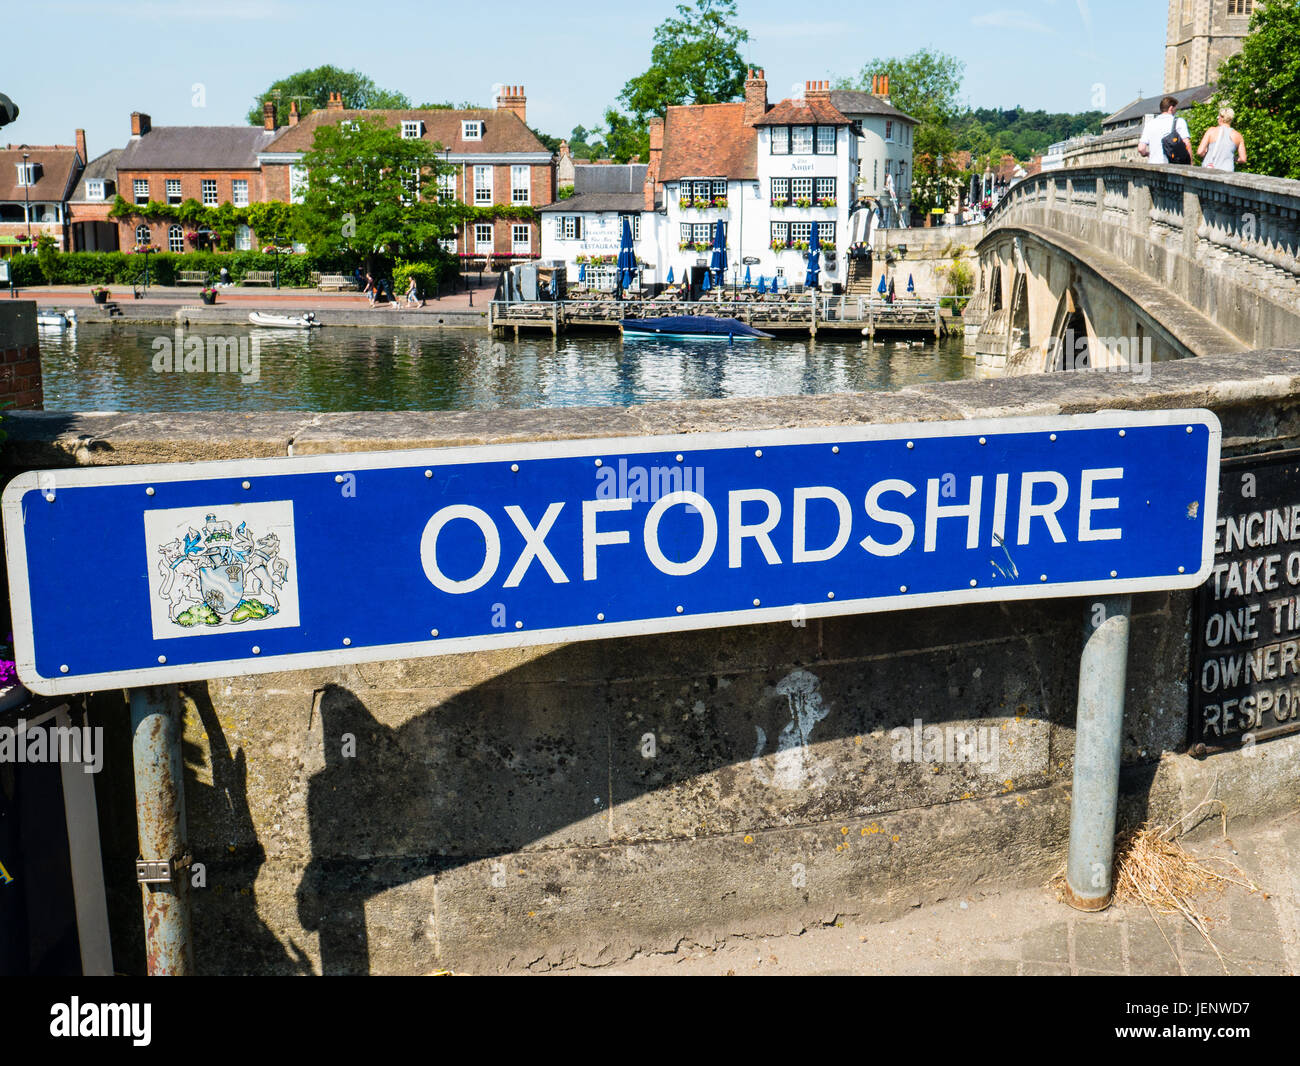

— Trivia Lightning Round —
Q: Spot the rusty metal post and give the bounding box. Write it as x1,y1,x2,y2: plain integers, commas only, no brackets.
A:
130,684,194,974
1065,595,1131,911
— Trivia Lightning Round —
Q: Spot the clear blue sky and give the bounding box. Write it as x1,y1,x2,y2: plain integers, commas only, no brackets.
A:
8,0,1167,158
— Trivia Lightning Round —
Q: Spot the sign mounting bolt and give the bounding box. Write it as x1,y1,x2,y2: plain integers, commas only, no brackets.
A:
595,459,603,467
827,591,835,600
342,637,352,646
978,437,986,445
675,454,683,462
1049,434,1057,442
596,613,605,622
430,629,439,637
425,470,433,478
754,449,762,457
900,585,907,593
60,665,68,673
511,464,519,472
335,475,344,483
969,579,978,587
753,598,761,606
252,646,260,655
157,655,166,664
1178,566,1185,574
906,441,914,449
675,605,684,614
146,487,155,496
832,446,839,454
1118,430,1126,438
514,620,523,629
1110,570,1118,578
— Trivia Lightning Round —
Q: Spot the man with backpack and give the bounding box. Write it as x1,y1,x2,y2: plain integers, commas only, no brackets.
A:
1138,96,1193,166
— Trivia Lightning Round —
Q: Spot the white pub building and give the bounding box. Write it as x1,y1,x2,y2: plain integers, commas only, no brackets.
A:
540,71,916,293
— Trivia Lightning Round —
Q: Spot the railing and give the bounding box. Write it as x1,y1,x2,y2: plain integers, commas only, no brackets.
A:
491,295,945,328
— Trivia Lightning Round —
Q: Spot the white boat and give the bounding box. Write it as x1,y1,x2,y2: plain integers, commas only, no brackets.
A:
37,308,76,329
248,311,320,329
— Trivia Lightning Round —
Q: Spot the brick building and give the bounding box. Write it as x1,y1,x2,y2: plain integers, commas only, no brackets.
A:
113,108,282,252
258,87,554,263
66,147,122,251
0,132,86,255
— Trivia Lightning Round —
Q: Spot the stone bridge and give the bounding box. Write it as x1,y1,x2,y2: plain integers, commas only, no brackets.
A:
972,164,1300,374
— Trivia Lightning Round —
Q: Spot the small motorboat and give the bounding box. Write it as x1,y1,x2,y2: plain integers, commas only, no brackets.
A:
622,315,773,341
248,311,321,329
36,308,76,329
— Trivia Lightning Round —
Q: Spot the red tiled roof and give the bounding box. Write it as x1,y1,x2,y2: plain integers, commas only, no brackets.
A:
752,97,851,127
0,146,81,204
265,108,548,155
658,103,756,182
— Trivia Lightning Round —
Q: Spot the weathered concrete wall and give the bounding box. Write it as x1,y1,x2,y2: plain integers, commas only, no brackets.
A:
6,349,1300,974
0,301,44,410
878,226,981,299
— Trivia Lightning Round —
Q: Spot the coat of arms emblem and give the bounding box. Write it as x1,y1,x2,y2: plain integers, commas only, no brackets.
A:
157,512,290,628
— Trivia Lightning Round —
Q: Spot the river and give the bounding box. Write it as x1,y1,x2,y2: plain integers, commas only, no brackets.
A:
36,321,974,412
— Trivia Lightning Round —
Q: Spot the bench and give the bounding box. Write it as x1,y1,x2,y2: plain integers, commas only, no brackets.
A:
317,274,359,292
176,271,208,285
242,271,277,286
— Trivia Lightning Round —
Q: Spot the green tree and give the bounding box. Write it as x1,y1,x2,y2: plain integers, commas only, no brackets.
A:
1185,1,1300,179
837,49,965,129
248,66,411,127
294,117,459,268
603,0,753,163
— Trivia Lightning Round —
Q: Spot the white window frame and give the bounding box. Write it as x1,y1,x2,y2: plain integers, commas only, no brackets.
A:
816,126,837,154
692,222,712,245
437,171,456,203
135,224,151,246
232,179,249,207
792,126,814,154
770,127,790,155
511,164,530,205
474,222,494,252
511,223,531,253
473,165,493,205
235,224,252,250
134,179,150,205
771,177,790,205
814,177,836,202
818,222,835,245
462,120,483,141
791,177,813,202
399,165,420,203
401,120,423,139
790,221,811,245
559,215,583,240
168,225,184,252
15,162,37,186
619,213,640,242
166,178,182,204
289,165,308,205
201,179,218,206
439,236,458,253
85,179,105,201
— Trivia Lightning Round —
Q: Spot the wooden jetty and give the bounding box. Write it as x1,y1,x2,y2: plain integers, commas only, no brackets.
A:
488,295,950,340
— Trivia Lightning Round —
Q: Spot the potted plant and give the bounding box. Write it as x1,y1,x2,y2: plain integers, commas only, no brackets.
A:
200,286,217,305
90,286,110,304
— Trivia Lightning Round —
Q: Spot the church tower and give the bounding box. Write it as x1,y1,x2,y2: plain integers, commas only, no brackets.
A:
1164,0,1259,93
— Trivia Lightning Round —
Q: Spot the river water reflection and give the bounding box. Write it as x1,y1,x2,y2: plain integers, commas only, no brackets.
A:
37,322,974,412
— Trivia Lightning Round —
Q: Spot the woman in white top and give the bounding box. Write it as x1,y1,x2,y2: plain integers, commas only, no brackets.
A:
1198,107,1247,172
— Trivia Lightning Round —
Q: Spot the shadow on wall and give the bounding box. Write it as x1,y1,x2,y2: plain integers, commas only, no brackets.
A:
258,593,1186,975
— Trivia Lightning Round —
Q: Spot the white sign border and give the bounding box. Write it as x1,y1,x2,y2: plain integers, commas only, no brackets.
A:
3,408,1222,695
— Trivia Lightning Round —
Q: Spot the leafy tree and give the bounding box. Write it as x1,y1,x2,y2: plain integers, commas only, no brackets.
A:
294,117,459,268
248,66,411,127
837,49,965,129
603,0,753,163
1185,1,1300,180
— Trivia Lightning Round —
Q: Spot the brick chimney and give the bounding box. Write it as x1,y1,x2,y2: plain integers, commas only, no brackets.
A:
326,92,344,111
289,100,299,127
262,100,277,131
806,79,831,105
130,112,151,137
74,128,87,163
644,116,664,211
873,74,891,100
743,68,768,125
496,85,527,125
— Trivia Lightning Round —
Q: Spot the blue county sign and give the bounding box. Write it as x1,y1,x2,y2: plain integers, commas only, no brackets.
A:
4,410,1220,695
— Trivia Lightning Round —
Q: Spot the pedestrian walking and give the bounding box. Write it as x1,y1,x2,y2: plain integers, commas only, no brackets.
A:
404,274,423,308
363,271,376,307
1138,96,1192,165
1199,106,1247,172
888,277,896,305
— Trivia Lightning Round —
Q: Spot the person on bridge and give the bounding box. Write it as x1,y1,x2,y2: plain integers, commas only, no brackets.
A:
1198,107,1247,172
1137,96,1192,165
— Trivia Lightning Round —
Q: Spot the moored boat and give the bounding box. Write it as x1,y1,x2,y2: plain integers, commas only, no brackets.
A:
36,308,75,329
621,315,772,340
248,311,320,329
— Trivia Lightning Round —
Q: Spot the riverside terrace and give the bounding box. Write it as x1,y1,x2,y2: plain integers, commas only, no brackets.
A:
488,292,952,339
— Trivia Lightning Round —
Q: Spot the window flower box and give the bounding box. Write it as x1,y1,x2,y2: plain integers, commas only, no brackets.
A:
818,241,836,252
794,198,813,208
769,241,787,252
817,198,836,207
792,240,810,251
771,199,787,208
710,196,728,208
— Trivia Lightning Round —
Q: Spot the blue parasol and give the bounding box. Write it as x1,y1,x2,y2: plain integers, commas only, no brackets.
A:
757,276,767,294
617,216,636,293
877,273,888,295
907,273,915,293
709,219,727,284
805,221,821,289
578,262,586,283
744,265,752,287
701,269,711,293
666,265,674,285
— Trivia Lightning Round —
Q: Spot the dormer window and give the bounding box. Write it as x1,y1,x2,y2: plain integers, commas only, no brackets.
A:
402,120,423,139
462,120,483,141
15,162,38,186
85,179,105,201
